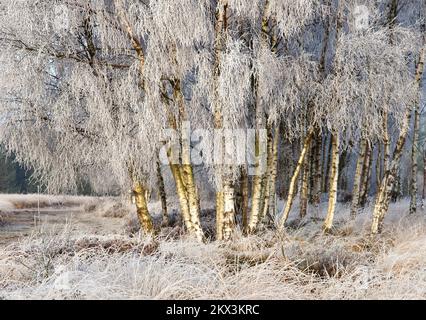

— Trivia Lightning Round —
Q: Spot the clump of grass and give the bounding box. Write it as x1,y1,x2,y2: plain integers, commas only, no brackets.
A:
82,197,131,219
0,211,10,227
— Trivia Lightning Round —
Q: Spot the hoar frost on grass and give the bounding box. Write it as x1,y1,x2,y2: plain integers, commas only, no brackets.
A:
1,201,426,300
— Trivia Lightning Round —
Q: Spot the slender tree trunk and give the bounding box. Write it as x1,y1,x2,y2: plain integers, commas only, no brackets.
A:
365,149,374,204
133,181,154,234
168,156,192,232
376,142,382,191
299,144,310,218
278,128,314,230
290,140,300,197
268,127,280,219
167,143,203,239
371,159,403,235
323,133,333,193
213,0,237,240
422,150,426,209
248,0,271,233
350,139,367,217
249,170,263,233
322,2,343,229
390,169,402,202
324,134,340,233
383,112,391,174
216,191,224,240
410,102,421,214
311,134,322,205
310,134,323,219
156,159,169,226
359,142,373,208
115,4,145,76
308,141,316,202
312,0,330,205
371,46,424,235
117,9,153,234
240,166,249,232
338,149,349,193
259,175,269,224
260,127,275,223
248,131,266,233
165,116,204,241
180,163,204,241
260,174,271,223
222,183,236,240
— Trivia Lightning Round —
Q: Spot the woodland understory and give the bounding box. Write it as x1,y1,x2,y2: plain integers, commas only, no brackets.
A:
0,0,426,289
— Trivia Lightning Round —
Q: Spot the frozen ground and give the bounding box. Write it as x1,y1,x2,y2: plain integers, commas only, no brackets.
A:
0,194,425,299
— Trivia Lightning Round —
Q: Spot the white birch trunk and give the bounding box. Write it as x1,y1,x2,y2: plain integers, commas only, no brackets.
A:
323,134,340,232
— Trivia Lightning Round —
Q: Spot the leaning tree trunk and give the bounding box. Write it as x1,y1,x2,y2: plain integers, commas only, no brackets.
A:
371,46,425,235
165,112,204,241
350,139,367,217
409,101,421,214
371,152,405,235
278,128,314,230
168,153,193,233
372,112,415,234
117,11,154,234
133,181,154,234
167,141,204,240
323,134,340,233
383,112,391,175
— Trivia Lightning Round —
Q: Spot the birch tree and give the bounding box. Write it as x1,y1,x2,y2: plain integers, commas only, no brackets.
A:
0,0,170,233
371,0,426,234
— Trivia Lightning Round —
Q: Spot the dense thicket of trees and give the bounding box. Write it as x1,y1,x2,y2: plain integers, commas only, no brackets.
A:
0,0,424,240
0,148,97,194
0,149,37,193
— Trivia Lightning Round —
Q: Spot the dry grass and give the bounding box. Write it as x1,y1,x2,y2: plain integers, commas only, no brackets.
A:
0,194,97,211
82,198,133,220
0,197,425,300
